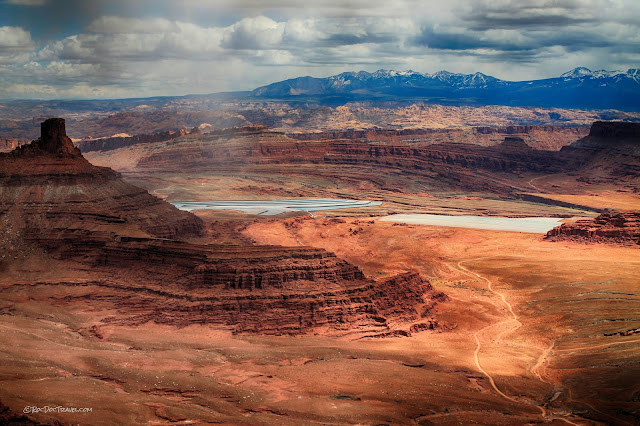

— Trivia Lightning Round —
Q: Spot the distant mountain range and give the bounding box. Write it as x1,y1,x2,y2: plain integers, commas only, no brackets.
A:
249,67,640,110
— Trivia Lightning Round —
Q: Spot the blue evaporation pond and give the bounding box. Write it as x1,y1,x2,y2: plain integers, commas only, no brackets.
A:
171,198,382,215
379,214,563,234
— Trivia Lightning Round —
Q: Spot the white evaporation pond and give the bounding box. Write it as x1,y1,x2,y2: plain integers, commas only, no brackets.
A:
172,198,382,215
379,214,563,234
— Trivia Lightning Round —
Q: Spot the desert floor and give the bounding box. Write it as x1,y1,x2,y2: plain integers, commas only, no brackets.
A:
1,174,638,425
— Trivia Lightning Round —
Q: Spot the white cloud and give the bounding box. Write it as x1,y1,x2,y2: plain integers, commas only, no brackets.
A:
37,19,226,63
0,0,638,99
222,16,285,50
0,26,34,51
0,26,36,66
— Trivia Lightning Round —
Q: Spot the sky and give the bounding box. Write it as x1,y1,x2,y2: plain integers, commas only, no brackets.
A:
0,0,638,99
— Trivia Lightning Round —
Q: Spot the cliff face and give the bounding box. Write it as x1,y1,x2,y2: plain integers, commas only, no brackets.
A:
560,121,640,179
0,138,28,152
287,125,588,151
129,121,640,194
76,128,189,153
0,118,446,336
133,132,567,195
0,119,204,240
587,121,640,140
546,211,640,246
134,130,567,175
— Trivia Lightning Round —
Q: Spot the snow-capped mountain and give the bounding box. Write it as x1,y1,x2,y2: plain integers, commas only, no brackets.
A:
560,67,630,80
249,67,640,110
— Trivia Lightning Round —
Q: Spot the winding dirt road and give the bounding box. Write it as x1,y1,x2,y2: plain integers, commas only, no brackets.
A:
456,261,529,403
454,259,587,425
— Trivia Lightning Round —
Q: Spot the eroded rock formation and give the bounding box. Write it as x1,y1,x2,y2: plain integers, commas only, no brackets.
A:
560,121,640,180
76,128,189,153
0,138,27,153
0,118,446,336
1,119,203,240
129,121,640,194
545,211,640,245
133,131,567,195
287,125,588,151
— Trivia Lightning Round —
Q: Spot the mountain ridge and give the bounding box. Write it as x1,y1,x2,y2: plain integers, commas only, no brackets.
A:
250,67,640,110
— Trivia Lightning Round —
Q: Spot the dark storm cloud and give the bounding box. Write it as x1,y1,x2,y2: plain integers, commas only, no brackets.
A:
323,32,396,46
411,27,537,52
409,0,638,63
0,0,112,39
4,0,47,5
411,24,627,55
462,0,598,30
0,0,638,98
463,12,595,31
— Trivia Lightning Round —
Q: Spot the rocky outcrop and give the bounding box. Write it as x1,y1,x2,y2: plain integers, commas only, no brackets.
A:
564,121,640,154
76,128,189,153
287,125,588,150
1,118,446,336
29,227,446,335
76,125,271,153
559,121,640,180
37,118,80,156
545,211,640,245
587,121,640,140
0,118,204,241
0,138,28,152
134,132,566,195
500,136,533,151
7,118,82,158
131,121,640,193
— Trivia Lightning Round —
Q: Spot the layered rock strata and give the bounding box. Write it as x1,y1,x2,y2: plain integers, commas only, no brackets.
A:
287,125,588,150
1,118,446,336
130,121,640,194
560,121,640,179
136,133,564,175
0,138,27,152
133,131,568,195
546,211,640,245
0,118,203,240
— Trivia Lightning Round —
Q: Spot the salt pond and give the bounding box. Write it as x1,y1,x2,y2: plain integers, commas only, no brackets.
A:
172,198,382,215
379,214,563,233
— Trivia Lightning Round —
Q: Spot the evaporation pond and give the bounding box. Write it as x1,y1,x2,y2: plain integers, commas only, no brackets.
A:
172,199,382,215
379,214,563,233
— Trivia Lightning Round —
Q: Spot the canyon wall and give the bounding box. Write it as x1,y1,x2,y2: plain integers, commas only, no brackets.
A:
0,118,447,336
546,211,640,245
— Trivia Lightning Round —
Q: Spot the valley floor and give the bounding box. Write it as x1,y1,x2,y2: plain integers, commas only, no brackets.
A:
1,179,638,425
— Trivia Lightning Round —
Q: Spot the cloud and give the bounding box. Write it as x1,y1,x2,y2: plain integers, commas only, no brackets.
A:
0,26,34,51
462,0,599,30
407,0,640,65
412,27,535,52
37,18,226,63
222,16,285,50
3,0,47,5
0,26,35,66
88,16,181,34
0,0,638,99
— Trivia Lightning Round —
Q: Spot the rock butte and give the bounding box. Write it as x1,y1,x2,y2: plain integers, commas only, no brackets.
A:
0,118,447,335
546,211,640,245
